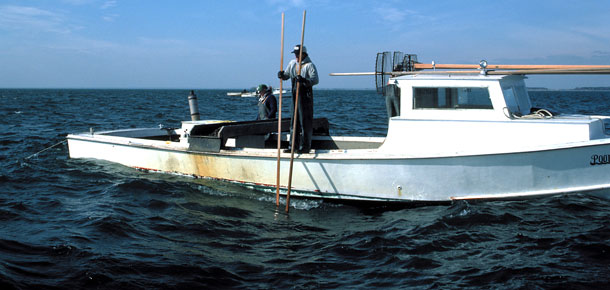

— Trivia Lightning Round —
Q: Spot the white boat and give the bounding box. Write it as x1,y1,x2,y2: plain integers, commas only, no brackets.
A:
239,91,257,97
227,88,288,97
67,56,610,203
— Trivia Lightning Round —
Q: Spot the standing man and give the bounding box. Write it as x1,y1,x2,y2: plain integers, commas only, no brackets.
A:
256,84,277,120
277,44,319,154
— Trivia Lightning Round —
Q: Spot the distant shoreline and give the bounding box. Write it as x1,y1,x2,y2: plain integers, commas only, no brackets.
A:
528,87,610,91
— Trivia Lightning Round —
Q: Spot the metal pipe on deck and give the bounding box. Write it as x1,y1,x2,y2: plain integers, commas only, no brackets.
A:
188,90,200,121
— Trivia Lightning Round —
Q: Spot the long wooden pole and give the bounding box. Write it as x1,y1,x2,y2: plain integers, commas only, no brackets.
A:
330,68,610,76
487,68,610,75
286,10,306,213
330,64,610,76
275,12,285,206
413,63,610,70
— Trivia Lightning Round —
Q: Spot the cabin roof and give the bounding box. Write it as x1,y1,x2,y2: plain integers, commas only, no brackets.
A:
392,74,525,82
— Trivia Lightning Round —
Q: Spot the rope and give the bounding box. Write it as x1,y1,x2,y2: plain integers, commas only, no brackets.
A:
519,109,554,119
24,140,67,160
503,107,554,119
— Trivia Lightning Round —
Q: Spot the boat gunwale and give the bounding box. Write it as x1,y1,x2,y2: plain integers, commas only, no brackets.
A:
66,129,610,160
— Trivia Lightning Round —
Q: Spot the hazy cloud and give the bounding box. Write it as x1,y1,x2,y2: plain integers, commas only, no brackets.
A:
374,7,408,23
101,1,117,10
372,6,431,29
100,1,118,23
0,5,71,33
44,37,122,55
60,0,96,5
266,0,307,13
266,0,306,7
593,51,610,58
103,13,119,22
136,37,186,47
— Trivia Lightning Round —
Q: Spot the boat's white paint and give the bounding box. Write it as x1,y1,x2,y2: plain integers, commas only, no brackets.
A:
67,74,610,202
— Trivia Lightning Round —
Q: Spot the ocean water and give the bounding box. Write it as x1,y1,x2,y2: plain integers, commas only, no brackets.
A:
1,88,610,289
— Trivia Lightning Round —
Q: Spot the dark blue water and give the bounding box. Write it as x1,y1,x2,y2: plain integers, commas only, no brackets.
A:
1,88,610,289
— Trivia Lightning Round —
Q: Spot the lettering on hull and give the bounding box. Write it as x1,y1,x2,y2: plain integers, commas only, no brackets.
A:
590,154,610,165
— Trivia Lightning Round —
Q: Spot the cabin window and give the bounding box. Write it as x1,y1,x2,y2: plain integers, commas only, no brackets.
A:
413,87,492,109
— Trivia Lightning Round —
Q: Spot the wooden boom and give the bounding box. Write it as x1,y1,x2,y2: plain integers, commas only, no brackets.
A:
413,63,610,70
330,63,610,76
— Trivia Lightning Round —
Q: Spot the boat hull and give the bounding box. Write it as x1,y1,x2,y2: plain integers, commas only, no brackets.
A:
67,134,610,202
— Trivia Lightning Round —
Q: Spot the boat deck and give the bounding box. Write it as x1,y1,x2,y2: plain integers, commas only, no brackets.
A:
92,118,385,153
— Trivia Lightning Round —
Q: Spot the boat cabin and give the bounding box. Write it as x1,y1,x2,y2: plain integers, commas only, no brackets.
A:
396,74,530,120
380,74,609,155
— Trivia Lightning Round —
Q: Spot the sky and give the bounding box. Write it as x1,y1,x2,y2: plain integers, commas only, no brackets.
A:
1,0,610,89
